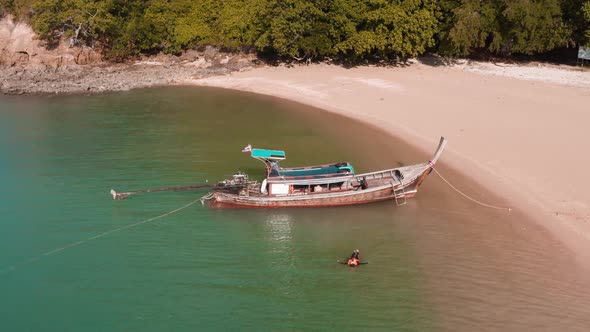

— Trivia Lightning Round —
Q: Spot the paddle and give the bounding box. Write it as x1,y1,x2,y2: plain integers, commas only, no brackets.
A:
337,260,369,265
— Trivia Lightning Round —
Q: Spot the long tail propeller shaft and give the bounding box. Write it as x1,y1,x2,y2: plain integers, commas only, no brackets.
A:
110,182,251,201
110,184,213,201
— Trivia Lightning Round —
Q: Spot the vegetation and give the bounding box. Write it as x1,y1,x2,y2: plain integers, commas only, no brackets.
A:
584,1,590,42
1,0,589,61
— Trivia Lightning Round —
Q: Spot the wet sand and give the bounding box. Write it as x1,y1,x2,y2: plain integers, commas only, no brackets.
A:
186,62,590,267
259,95,590,331
184,64,590,330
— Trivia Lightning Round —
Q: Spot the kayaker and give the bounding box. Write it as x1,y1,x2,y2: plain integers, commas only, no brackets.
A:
348,249,360,266
337,249,367,267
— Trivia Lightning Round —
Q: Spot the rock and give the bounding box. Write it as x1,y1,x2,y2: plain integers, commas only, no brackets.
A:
0,16,101,68
178,50,200,62
0,17,256,95
203,46,219,61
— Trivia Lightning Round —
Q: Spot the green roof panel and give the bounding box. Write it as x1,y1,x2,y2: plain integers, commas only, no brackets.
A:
251,148,286,161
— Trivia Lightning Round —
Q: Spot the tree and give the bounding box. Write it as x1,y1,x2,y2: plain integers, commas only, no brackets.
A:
6,0,587,61
503,0,571,54
32,0,117,49
335,0,439,60
171,0,218,51
441,0,572,56
442,0,502,56
213,0,269,51
255,0,333,60
583,1,590,45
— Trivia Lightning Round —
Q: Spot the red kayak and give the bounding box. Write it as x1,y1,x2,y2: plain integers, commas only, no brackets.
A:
337,259,368,267
348,258,360,267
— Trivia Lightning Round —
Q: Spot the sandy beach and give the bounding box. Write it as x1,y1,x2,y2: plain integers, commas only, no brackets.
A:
186,60,590,263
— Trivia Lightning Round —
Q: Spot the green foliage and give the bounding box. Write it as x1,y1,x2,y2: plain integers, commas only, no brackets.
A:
584,1,590,44
441,0,574,56
443,0,502,56
214,0,269,50
32,0,120,49
3,0,589,61
334,0,438,60
172,0,219,50
0,0,10,17
0,0,35,18
503,0,571,54
255,0,330,58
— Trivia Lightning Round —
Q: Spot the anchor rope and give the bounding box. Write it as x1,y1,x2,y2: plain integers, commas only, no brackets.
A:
199,191,215,204
1,197,201,275
429,162,512,212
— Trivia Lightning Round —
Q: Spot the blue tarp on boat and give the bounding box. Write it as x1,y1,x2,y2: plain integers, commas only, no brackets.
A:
275,163,355,177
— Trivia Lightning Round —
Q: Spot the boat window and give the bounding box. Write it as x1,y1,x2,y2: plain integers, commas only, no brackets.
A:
293,185,308,193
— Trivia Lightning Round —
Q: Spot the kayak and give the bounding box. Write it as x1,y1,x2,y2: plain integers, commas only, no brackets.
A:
337,259,368,267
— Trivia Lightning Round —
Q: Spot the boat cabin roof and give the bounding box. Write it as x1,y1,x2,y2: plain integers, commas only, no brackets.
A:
268,162,355,183
251,148,286,162
246,147,355,182
271,162,354,177
268,173,354,185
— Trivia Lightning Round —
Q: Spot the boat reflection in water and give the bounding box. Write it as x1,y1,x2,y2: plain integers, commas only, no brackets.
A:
264,213,299,297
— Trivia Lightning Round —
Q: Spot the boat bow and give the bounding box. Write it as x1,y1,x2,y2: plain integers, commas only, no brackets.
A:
430,136,448,166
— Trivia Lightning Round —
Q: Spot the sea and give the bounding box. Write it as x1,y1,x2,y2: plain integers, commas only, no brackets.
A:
1,86,590,331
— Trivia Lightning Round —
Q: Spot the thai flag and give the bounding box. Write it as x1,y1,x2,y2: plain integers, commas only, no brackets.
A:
242,144,252,153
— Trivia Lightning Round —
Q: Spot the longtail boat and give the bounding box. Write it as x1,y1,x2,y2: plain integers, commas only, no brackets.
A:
199,137,447,208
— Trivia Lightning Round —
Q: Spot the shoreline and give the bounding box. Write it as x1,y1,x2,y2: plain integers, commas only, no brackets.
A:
0,51,258,96
4,42,590,264
1,16,259,95
184,61,590,266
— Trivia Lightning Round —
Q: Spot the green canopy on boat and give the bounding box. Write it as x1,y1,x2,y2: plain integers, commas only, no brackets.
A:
251,148,286,162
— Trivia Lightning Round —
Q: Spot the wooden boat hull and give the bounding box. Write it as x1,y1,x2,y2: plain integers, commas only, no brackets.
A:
210,186,415,208
208,168,426,208
202,137,447,209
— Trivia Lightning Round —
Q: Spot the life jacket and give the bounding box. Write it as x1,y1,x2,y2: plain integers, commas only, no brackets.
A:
348,258,359,267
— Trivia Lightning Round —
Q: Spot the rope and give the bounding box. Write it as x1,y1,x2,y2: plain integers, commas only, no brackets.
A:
429,163,512,212
199,192,215,205
1,197,201,275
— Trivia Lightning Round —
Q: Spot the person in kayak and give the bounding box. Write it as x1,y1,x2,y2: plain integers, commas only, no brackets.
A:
337,249,367,267
348,249,360,267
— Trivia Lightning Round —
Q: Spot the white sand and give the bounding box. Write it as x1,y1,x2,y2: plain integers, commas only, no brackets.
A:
185,60,590,259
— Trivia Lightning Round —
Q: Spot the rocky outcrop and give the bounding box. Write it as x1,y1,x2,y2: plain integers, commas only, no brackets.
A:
0,16,257,95
0,16,102,68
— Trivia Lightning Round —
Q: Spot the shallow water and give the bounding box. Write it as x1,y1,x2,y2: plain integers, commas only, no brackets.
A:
1,87,589,331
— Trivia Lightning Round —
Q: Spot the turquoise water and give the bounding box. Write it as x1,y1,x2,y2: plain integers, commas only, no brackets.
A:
0,88,431,331
2,87,590,331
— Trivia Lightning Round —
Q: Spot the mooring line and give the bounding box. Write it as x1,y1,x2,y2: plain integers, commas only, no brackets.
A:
429,163,512,212
1,198,201,275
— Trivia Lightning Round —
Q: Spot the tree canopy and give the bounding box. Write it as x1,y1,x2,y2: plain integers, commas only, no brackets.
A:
1,0,589,61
